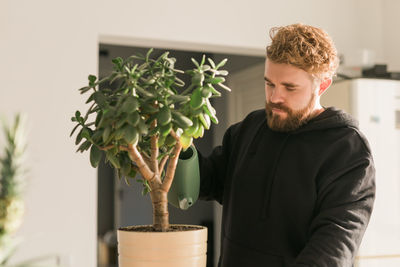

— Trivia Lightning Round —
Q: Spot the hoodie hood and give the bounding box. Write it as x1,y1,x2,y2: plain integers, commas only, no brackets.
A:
292,106,359,134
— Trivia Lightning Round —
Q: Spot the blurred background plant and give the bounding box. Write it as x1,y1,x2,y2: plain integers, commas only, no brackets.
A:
0,115,63,267
0,114,26,266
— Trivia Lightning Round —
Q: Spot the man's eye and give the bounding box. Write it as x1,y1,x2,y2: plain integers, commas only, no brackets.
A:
286,87,296,91
266,83,274,87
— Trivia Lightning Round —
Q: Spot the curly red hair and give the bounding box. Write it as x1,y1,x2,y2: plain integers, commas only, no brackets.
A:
266,23,339,81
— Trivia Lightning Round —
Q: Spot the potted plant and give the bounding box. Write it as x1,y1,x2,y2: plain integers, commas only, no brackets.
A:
70,49,230,267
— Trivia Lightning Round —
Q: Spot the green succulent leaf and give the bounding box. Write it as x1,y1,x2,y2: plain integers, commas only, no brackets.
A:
90,145,102,168
81,128,91,140
116,113,128,129
217,82,232,92
191,73,204,86
208,84,221,96
169,94,190,103
102,127,111,143
193,124,204,138
203,98,218,124
160,123,172,137
201,86,212,98
191,58,200,68
86,93,95,104
112,57,123,70
70,124,80,137
93,92,108,109
106,151,121,169
146,48,154,62
75,111,81,119
198,113,211,130
91,130,103,143
157,135,166,147
88,75,97,85
190,88,204,109
200,55,206,66
124,174,132,185
115,127,126,140
201,65,210,72
158,106,172,126
95,112,103,127
141,103,158,113
121,96,139,113
142,185,151,195
206,77,225,84
171,110,193,128
184,118,199,136
207,58,216,68
128,168,137,179
76,140,91,153
216,58,228,69
128,112,140,126
165,135,176,146
174,77,185,87
179,134,193,150
136,85,156,98
75,129,83,145
217,70,229,76
121,156,132,177
123,125,139,145
137,119,148,135
79,86,92,94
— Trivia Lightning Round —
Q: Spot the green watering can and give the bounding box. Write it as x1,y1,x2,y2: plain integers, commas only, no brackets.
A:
168,145,200,210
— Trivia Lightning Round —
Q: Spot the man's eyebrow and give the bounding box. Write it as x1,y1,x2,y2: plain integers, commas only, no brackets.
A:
264,76,300,88
264,77,273,83
281,82,299,88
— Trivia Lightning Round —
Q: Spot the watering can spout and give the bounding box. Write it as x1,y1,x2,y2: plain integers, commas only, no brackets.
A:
179,196,193,210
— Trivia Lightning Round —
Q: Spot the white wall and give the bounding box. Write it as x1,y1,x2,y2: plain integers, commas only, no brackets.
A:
0,0,397,266
383,0,400,71
0,1,99,266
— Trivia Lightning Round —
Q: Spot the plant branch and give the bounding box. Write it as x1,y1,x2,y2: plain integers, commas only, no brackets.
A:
100,145,114,151
158,155,169,174
126,144,154,181
170,129,180,142
161,141,182,192
141,151,152,169
150,121,159,174
121,146,160,185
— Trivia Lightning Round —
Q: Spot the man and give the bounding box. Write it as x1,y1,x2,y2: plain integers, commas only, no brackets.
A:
198,23,376,267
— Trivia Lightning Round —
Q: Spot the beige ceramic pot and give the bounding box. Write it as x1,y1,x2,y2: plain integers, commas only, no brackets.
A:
118,225,207,267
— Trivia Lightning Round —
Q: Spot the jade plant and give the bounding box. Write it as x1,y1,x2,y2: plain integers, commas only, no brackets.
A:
71,49,230,231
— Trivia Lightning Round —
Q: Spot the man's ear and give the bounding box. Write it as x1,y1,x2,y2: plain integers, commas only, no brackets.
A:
318,78,332,96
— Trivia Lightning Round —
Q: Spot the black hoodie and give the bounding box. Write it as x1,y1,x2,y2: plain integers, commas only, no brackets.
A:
198,107,376,267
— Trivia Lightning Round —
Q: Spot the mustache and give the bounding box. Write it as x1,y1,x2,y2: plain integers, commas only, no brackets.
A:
265,102,291,113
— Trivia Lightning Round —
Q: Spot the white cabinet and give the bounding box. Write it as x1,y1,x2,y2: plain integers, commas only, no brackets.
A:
321,78,400,266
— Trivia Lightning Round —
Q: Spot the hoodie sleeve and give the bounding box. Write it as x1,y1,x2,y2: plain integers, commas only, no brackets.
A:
197,109,263,204
292,154,376,267
197,125,234,204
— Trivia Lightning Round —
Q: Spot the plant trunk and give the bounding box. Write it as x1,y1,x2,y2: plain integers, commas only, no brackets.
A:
150,188,169,231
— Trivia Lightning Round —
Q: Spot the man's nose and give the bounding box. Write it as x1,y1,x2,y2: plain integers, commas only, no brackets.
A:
269,87,285,103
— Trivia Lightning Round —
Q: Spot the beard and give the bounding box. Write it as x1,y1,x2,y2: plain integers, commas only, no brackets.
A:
265,93,316,132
